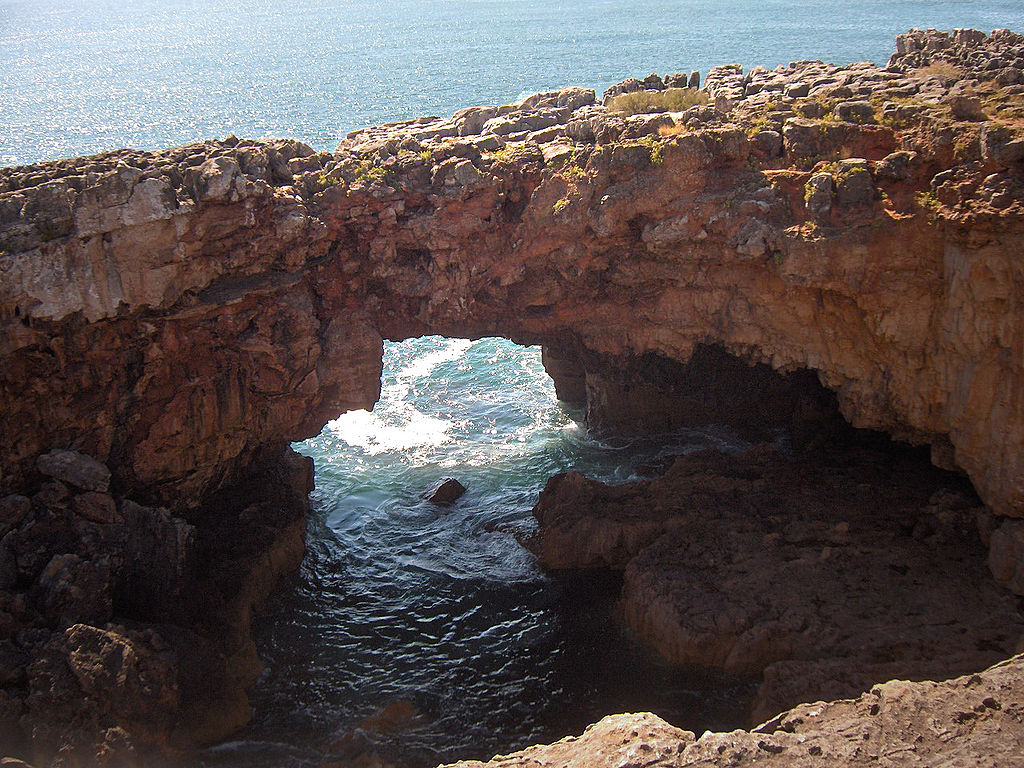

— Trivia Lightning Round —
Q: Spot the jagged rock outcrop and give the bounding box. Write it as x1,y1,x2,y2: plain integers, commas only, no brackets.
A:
531,442,1024,724
0,25,1023,765
441,654,1024,768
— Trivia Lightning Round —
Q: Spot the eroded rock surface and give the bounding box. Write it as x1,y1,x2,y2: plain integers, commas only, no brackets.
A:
532,442,1024,723
442,654,1024,768
1,25,1023,765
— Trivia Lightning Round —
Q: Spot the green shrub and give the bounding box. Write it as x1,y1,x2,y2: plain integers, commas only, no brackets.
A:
607,88,709,116
636,135,664,165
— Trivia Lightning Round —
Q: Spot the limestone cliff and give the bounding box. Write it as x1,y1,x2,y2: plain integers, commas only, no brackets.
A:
0,25,1023,765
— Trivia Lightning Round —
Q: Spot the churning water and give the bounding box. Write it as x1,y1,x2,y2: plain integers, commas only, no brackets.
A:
199,337,754,767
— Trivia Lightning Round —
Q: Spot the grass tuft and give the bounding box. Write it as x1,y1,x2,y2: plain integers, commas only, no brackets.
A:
607,88,709,116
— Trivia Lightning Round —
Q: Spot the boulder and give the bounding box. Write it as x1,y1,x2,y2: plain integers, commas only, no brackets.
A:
426,478,467,505
835,158,875,206
36,450,111,493
834,100,876,123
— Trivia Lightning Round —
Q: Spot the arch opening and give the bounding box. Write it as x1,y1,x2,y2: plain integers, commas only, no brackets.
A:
202,336,1024,768
204,336,758,767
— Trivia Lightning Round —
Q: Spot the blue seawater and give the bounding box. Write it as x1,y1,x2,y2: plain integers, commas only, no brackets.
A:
200,337,755,767
3,0,1024,166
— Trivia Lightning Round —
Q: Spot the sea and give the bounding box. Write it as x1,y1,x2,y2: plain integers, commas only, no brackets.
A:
3,2,1024,765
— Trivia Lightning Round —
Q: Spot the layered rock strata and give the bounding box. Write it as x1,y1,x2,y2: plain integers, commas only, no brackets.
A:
0,25,1022,764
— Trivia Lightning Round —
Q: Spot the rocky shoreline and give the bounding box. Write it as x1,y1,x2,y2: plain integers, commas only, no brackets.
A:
0,25,1023,766
530,438,1024,725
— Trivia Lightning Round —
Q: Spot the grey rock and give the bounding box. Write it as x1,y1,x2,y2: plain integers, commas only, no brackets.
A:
947,95,986,121
835,159,875,207
452,106,499,136
874,150,918,180
0,495,30,538
519,87,595,112
603,78,644,102
37,449,111,493
805,172,835,218
641,73,665,90
35,553,113,628
482,110,562,137
752,130,783,158
621,113,675,139
834,100,876,124
72,492,120,524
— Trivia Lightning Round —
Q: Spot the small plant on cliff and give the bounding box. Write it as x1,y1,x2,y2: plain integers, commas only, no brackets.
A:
636,135,664,166
552,197,570,215
491,148,514,163
316,172,344,188
607,87,709,116
560,148,592,180
657,122,687,137
915,190,942,212
353,160,395,186
417,149,433,163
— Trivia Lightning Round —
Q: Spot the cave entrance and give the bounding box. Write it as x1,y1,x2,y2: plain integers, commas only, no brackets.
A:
203,336,756,768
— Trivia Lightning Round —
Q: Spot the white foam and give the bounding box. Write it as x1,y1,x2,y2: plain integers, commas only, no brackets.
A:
327,338,476,455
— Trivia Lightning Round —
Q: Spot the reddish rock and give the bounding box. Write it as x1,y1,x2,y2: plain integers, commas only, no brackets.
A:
533,444,1024,721
0,26,1023,765
442,655,1024,768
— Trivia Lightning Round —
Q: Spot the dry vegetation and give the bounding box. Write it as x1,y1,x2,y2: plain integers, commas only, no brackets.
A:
912,60,964,81
607,87,709,115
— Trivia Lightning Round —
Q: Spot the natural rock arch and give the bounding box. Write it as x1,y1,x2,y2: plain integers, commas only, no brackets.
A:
2,26,1024,762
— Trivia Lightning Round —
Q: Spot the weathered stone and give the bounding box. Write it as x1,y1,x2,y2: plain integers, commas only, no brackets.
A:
426,478,467,505
948,94,987,121
835,159,874,206
873,149,917,180
751,130,783,157
442,656,1024,768
71,492,120,524
804,172,834,217
535,444,1024,717
834,100,876,123
445,712,695,768
36,450,110,493
989,519,1024,594
0,495,29,537
34,553,113,628
1,27,1024,765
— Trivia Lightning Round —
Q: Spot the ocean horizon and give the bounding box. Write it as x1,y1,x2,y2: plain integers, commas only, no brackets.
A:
3,0,1024,166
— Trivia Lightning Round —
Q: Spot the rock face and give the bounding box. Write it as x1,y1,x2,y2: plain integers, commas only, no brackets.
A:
0,25,1023,765
441,654,1024,768
532,442,1024,723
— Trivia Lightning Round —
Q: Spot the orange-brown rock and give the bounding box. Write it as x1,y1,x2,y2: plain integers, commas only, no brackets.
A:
0,25,1023,766
441,654,1024,768
531,442,1024,723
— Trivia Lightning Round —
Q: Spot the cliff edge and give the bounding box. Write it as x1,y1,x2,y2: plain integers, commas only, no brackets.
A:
0,26,1023,766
